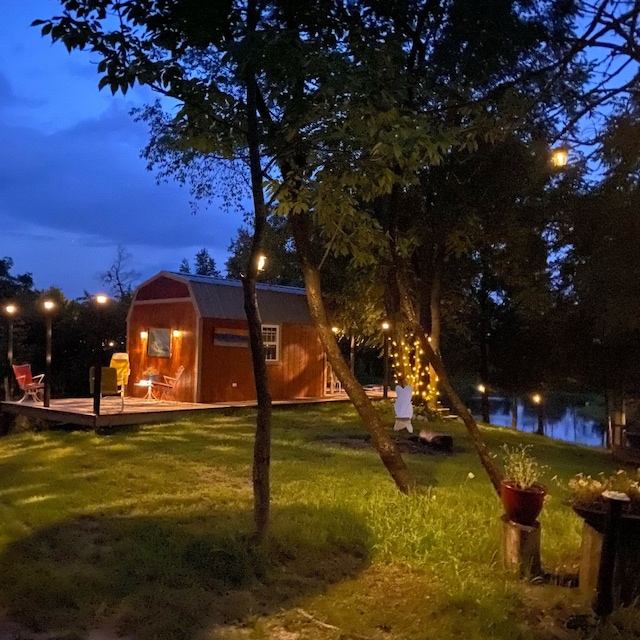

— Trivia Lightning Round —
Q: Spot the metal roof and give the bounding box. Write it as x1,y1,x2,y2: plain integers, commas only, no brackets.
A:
154,272,313,325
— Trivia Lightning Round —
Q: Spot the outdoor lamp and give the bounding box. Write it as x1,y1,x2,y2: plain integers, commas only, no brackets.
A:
382,321,391,399
257,254,267,272
43,299,55,407
140,331,148,339
478,384,486,394
331,326,339,334
92,294,110,415
172,330,181,338
552,146,568,168
532,393,544,435
3,304,17,399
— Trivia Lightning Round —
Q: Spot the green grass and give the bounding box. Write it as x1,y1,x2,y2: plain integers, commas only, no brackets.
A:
0,403,635,639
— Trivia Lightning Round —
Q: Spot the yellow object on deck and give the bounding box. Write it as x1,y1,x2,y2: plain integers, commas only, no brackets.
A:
109,352,130,388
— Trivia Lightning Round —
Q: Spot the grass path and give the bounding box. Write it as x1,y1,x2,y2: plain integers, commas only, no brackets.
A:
0,403,635,639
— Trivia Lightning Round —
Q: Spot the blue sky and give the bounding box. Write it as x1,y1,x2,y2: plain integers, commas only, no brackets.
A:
0,1,243,299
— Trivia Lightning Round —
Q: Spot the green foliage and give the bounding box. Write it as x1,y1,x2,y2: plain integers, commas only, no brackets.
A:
568,469,640,515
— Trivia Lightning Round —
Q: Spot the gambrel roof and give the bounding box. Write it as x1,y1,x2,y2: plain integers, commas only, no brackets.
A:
132,271,313,325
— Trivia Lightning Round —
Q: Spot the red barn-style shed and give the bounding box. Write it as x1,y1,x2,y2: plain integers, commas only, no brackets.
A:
127,272,325,403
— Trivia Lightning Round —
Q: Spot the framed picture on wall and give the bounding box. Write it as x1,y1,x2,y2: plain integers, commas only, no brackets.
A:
148,327,171,358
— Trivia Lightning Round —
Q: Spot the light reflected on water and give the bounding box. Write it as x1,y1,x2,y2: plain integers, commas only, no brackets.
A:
471,396,605,447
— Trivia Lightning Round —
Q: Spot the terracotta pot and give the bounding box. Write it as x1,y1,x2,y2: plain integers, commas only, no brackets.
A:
500,480,546,526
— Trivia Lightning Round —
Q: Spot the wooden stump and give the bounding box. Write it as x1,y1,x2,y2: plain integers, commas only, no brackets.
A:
578,517,640,608
500,514,541,577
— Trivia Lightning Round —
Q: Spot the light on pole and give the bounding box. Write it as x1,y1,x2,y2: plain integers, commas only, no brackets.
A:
4,304,17,400
92,294,109,415
43,299,55,407
533,393,544,435
478,383,490,423
382,321,390,399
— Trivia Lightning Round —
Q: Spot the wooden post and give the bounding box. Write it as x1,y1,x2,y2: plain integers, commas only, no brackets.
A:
594,491,630,617
500,515,541,577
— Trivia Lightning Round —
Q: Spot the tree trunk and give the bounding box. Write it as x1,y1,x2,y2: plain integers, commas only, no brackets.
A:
428,247,444,410
478,270,491,424
290,212,414,494
244,16,272,543
392,269,503,494
422,333,503,494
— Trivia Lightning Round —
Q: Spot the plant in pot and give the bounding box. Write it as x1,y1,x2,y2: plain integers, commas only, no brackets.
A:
566,469,640,606
500,444,548,526
142,366,159,382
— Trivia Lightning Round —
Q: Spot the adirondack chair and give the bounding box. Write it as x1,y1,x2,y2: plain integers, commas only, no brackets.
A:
12,364,45,403
151,365,185,401
89,366,124,411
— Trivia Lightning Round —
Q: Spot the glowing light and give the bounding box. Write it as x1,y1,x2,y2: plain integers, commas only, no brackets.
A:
172,330,181,338
5,304,16,315
95,294,108,305
257,254,267,271
331,326,339,334
478,384,486,394
140,331,148,339
381,321,390,331
552,146,568,168
43,300,55,311
532,393,542,404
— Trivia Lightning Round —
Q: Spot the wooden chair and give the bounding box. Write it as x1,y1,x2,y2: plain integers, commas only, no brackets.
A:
12,364,45,403
151,366,185,401
90,366,124,411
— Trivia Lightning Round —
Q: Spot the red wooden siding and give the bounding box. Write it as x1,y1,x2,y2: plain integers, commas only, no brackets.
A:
268,324,324,400
198,320,324,403
127,300,198,402
136,276,190,301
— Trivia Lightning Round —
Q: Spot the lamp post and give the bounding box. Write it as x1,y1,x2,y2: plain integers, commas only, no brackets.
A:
92,294,109,415
43,299,55,407
382,321,390,399
478,383,490,424
4,304,17,400
533,393,544,435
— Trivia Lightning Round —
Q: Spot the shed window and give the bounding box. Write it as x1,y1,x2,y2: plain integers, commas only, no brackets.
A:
262,325,280,361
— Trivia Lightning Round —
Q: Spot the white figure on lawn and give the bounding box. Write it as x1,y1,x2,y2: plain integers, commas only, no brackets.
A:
394,376,414,433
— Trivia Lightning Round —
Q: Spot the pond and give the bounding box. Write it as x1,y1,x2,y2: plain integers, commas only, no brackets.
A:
468,395,606,448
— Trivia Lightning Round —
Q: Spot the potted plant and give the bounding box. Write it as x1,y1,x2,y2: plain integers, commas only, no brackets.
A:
500,444,548,526
567,470,640,605
142,366,159,382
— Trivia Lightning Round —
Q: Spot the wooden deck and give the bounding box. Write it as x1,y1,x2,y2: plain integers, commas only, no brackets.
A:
0,392,352,430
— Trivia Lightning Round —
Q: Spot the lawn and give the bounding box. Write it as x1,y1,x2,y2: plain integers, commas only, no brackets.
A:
0,402,636,639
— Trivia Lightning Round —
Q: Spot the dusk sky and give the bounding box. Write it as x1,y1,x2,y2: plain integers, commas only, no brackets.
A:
1,1,243,299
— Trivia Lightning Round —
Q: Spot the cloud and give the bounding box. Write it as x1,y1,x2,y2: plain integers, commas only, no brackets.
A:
0,103,241,251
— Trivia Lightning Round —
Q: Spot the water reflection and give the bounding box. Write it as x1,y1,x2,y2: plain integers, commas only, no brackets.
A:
469,396,605,447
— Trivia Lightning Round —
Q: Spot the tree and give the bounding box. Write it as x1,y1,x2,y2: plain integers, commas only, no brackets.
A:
99,246,140,301
36,0,415,519
178,258,191,274
193,248,221,277
39,0,632,499
226,215,302,286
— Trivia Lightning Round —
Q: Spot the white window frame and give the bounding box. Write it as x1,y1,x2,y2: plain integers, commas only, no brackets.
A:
261,324,280,362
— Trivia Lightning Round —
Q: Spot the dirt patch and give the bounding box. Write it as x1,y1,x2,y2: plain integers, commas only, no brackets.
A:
316,433,455,455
